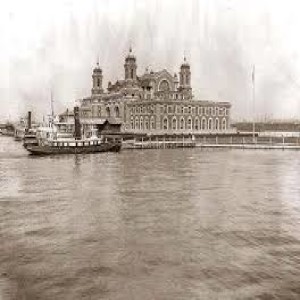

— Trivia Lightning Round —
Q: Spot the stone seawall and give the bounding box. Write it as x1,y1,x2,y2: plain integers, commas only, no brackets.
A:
122,132,300,150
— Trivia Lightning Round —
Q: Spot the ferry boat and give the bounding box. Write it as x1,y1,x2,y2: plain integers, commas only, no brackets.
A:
23,134,121,155
23,107,122,155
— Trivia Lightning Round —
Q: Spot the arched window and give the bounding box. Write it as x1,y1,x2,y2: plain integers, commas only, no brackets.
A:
163,117,168,130
201,117,206,130
106,107,110,117
131,69,134,79
194,117,199,130
215,118,219,131
145,117,149,130
115,106,120,118
135,116,139,129
131,117,134,129
180,117,185,130
150,116,155,130
222,118,227,130
158,80,170,92
187,117,192,130
97,78,100,87
208,118,213,131
140,117,144,130
172,117,177,130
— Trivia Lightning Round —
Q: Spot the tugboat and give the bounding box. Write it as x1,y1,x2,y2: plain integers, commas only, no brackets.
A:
14,113,38,141
23,107,122,155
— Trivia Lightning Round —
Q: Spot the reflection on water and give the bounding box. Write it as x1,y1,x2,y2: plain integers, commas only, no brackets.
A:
0,136,300,299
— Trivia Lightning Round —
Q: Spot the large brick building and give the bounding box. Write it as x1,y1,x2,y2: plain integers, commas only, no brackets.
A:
78,48,231,136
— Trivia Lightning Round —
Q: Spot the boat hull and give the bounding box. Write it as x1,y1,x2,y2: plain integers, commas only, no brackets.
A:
24,142,121,155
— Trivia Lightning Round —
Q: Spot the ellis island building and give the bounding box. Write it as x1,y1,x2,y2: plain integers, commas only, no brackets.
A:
61,48,231,136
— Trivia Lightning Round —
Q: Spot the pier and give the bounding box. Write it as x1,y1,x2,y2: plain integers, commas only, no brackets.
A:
121,131,300,150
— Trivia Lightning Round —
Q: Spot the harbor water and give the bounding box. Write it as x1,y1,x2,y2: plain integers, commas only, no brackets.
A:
0,136,300,299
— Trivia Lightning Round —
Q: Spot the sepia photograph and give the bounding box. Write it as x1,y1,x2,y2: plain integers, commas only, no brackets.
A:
1,0,300,299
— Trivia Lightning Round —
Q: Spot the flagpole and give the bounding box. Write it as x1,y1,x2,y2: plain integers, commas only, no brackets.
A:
252,65,255,143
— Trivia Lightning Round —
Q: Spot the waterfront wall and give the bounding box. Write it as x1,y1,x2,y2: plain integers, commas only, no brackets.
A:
232,121,300,132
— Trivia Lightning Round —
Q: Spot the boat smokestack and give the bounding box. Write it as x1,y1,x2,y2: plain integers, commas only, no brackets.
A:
27,111,32,130
74,106,81,140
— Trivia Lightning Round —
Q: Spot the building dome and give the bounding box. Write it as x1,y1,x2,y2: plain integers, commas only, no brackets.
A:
93,62,102,73
125,47,136,62
181,56,190,68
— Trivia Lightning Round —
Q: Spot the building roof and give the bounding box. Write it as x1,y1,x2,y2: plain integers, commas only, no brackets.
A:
59,109,74,117
80,118,106,125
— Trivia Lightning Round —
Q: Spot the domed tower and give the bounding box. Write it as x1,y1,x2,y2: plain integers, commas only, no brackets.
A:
179,56,191,90
92,62,103,95
124,47,137,81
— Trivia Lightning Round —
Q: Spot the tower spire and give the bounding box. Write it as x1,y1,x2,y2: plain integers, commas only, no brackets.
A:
124,44,137,81
92,57,103,95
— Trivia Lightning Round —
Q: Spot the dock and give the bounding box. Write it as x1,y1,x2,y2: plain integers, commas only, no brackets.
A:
121,132,300,151
123,140,196,149
196,143,300,150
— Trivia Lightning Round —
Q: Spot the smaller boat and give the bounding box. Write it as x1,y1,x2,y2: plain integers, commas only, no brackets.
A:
14,114,38,141
14,127,26,141
23,107,122,155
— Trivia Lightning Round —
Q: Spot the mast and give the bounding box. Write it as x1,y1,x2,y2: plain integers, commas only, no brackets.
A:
252,65,256,143
50,89,54,118
49,89,55,128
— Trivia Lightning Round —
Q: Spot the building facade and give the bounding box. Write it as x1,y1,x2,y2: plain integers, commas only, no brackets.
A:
79,48,231,134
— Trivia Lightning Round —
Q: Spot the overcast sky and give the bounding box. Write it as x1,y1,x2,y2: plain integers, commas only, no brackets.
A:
1,0,300,121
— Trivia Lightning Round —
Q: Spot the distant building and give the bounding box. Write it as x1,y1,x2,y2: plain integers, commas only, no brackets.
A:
78,48,231,135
